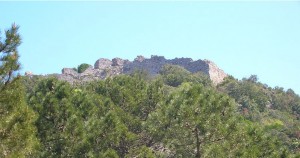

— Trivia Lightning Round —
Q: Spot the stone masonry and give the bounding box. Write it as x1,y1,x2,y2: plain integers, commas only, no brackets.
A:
58,55,227,85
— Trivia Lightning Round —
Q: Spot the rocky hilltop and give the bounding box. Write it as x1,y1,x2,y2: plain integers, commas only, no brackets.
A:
54,55,227,85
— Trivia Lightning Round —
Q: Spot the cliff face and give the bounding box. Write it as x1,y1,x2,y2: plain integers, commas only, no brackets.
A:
57,55,227,85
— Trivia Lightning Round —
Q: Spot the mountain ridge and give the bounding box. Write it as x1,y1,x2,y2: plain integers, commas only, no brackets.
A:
51,55,227,84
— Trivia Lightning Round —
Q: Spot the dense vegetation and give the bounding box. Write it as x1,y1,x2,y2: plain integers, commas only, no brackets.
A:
1,24,300,157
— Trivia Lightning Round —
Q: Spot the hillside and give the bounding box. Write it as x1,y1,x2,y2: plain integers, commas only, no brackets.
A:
1,25,299,156
20,57,300,157
1,9,299,157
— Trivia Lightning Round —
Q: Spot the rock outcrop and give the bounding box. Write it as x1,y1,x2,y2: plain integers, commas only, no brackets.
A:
62,68,78,77
94,58,112,69
204,60,228,85
57,55,227,85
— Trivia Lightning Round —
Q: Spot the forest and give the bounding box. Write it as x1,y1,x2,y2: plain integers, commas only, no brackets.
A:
1,25,300,157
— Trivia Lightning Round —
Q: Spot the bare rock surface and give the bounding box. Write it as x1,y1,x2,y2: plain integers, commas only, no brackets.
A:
62,68,78,77
94,58,112,69
52,55,227,85
204,60,227,85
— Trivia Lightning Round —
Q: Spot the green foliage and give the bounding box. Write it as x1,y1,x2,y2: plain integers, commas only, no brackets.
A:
25,74,165,157
159,64,191,87
159,64,212,87
218,75,300,154
0,24,40,157
231,121,285,158
146,83,240,157
77,63,91,73
101,149,119,158
125,146,155,158
0,24,21,86
0,78,40,157
20,71,298,157
28,78,84,157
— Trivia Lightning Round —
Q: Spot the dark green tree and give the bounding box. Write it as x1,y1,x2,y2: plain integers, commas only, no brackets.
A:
0,24,40,157
28,78,88,157
90,73,158,155
218,76,300,155
159,64,191,87
77,63,91,73
0,23,21,86
146,83,238,157
159,64,211,87
147,82,286,157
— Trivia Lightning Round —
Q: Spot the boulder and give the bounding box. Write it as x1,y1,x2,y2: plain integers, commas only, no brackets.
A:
62,68,78,76
112,58,125,66
94,58,112,69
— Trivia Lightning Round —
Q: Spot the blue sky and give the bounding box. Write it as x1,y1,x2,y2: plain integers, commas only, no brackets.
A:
1,2,300,94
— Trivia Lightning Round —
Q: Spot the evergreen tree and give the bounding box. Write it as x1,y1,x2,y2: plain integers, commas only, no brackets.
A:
77,63,91,73
146,83,238,157
218,75,300,155
159,64,212,87
28,78,87,157
0,24,40,157
0,23,21,86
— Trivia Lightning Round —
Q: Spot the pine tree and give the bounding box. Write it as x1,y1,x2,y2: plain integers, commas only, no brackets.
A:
146,83,238,157
28,78,87,157
0,24,40,157
0,23,21,86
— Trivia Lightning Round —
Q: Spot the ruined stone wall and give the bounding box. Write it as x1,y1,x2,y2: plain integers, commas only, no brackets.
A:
58,55,227,85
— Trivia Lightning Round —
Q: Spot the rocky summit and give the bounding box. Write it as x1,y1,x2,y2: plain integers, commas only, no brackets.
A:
54,55,227,85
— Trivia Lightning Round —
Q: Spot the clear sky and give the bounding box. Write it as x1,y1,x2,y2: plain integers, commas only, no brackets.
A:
1,1,300,94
